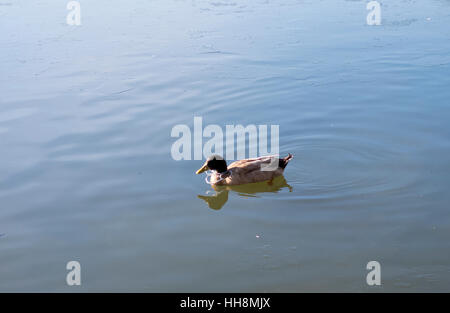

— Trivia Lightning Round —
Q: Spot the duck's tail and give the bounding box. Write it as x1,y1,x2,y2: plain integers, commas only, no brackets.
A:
279,153,293,169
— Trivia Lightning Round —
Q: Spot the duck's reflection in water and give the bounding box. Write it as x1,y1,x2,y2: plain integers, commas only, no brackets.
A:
198,175,292,210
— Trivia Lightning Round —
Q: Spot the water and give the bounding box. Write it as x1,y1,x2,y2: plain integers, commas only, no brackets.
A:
1,0,449,292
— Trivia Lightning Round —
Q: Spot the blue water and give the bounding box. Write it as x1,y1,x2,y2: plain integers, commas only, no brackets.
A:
0,0,449,291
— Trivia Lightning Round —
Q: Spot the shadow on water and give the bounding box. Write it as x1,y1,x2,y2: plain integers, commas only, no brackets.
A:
198,175,292,210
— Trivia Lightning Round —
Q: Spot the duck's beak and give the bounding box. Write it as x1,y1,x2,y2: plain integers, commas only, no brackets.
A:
196,162,208,174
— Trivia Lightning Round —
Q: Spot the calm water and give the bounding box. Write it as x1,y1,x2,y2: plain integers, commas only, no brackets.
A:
1,0,450,292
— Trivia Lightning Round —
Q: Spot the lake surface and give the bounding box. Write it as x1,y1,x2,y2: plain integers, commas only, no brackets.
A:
1,0,449,292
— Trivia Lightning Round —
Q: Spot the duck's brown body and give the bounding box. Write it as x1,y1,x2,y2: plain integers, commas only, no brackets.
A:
199,154,293,186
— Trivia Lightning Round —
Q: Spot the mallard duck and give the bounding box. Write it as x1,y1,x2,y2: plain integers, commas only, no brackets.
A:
196,154,293,186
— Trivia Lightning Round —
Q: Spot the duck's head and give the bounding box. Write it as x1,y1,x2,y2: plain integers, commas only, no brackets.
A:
196,155,228,174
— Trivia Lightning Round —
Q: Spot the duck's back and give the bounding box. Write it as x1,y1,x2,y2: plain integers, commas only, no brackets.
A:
224,156,285,185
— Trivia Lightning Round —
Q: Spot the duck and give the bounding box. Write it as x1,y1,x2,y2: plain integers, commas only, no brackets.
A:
196,154,293,186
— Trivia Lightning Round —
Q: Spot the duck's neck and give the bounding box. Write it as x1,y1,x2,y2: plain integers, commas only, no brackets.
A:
216,167,228,174
215,164,228,174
